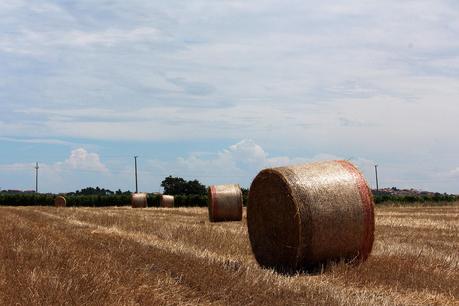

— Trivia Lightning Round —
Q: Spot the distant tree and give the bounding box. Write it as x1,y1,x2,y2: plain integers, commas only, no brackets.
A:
161,176,206,195
161,176,187,195
72,187,114,195
241,187,249,206
185,179,206,195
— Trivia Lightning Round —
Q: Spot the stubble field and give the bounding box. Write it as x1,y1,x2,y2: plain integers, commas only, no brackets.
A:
0,204,458,305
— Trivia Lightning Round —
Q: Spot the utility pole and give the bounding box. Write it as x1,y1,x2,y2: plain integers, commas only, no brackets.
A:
374,164,379,191
35,162,39,193
134,156,138,193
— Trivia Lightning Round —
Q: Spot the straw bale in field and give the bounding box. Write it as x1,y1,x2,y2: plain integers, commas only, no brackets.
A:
208,184,243,222
54,195,66,207
160,195,174,208
131,193,147,208
247,160,374,272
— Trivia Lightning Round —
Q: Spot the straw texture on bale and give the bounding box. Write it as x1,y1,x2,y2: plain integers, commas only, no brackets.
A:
160,195,174,208
54,196,66,207
247,160,374,272
208,184,243,222
131,193,147,208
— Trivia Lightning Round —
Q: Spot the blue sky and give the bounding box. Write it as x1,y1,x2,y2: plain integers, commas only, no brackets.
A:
1,1,458,193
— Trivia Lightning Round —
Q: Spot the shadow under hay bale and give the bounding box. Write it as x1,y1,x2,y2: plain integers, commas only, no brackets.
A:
131,193,147,208
208,184,243,222
247,160,374,273
160,195,174,208
54,195,66,207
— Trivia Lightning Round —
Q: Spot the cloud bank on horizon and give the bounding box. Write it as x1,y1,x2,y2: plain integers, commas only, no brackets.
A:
0,1,458,193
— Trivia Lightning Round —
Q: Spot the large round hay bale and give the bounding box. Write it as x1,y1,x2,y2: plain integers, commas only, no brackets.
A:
54,195,66,207
247,160,374,272
131,193,147,208
160,195,174,208
208,184,243,222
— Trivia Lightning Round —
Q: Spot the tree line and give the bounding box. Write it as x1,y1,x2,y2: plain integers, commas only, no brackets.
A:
1,175,456,206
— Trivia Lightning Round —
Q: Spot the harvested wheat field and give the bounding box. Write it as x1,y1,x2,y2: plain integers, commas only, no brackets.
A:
0,204,457,305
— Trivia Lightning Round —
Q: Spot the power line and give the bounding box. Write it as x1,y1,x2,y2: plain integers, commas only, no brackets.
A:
0,165,251,178
374,164,379,190
134,156,138,193
35,162,39,193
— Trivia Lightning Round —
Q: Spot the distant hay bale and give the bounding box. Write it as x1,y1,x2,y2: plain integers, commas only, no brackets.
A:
160,195,174,208
131,193,147,208
208,184,243,222
54,196,66,207
247,160,375,272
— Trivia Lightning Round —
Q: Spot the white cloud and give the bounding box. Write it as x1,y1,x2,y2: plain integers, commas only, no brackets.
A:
67,27,161,47
1,1,459,193
224,139,269,167
0,140,456,193
448,167,459,178
0,148,108,174
0,162,35,172
55,148,108,173
145,139,366,187
0,136,75,146
0,27,163,55
0,148,109,192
